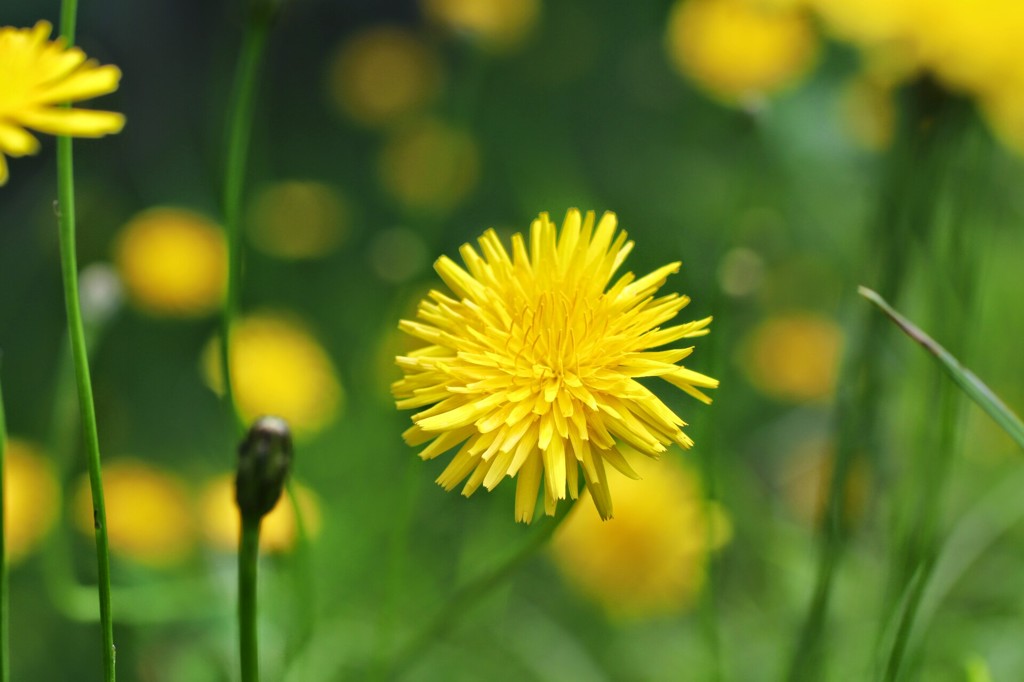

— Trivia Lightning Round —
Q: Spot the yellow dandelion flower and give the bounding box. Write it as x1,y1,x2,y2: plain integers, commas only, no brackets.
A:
4,438,60,564
393,209,718,523
421,0,541,52
550,454,730,619
114,207,227,317
72,459,195,567
739,312,843,402
326,26,442,128
808,0,918,47
978,76,1024,155
202,313,343,437
199,474,322,554
0,21,124,186
665,0,818,104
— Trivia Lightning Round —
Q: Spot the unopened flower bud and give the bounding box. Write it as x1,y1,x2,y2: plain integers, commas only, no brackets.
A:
235,416,293,522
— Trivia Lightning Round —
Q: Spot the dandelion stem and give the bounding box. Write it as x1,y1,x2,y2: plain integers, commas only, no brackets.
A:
0,368,9,682
386,503,574,678
56,1,116,679
220,5,273,438
239,517,262,682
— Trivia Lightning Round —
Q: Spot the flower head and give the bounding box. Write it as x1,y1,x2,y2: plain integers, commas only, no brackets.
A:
739,312,843,402
393,210,718,523
114,207,227,317
666,0,818,105
421,0,541,52
202,313,344,438
4,438,60,564
0,21,124,185
72,459,195,567
550,453,731,618
327,26,441,129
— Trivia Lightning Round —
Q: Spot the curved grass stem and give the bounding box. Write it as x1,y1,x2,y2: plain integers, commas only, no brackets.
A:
220,8,272,438
56,1,116,679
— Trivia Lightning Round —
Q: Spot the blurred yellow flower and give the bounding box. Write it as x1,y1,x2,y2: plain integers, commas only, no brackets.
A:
247,180,350,260
550,453,730,619
808,0,916,47
203,313,343,437
0,21,124,185
421,0,540,52
808,0,1024,155
73,459,194,567
980,88,1024,156
199,474,322,553
114,207,227,317
4,438,60,564
327,26,442,128
740,312,843,402
666,0,818,104
378,118,479,213
394,209,717,523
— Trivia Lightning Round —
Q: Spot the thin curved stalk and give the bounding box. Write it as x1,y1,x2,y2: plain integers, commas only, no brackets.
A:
220,10,272,438
56,1,115,679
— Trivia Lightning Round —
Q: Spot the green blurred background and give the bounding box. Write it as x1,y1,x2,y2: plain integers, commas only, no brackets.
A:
4,0,1024,679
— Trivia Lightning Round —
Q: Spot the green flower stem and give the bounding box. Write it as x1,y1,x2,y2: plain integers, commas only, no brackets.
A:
220,7,273,438
386,503,574,679
239,517,262,682
56,2,115,680
0,370,9,682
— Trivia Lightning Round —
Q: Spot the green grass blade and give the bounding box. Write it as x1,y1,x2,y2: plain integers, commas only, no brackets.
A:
859,286,1024,450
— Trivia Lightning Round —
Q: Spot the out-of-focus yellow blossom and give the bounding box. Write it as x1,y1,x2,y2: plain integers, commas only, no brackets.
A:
808,0,1024,154
980,89,1024,156
4,438,60,564
114,207,227,317
779,437,869,525
421,0,540,52
203,313,343,437
665,0,818,104
247,181,350,260
808,0,917,48
550,453,730,619
841,75,895,151
73,459,194,567
0,21,124,185
199,474,321,553
378,118,479,213
327,26,442,129
740,312,843,402
394,210,717,522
